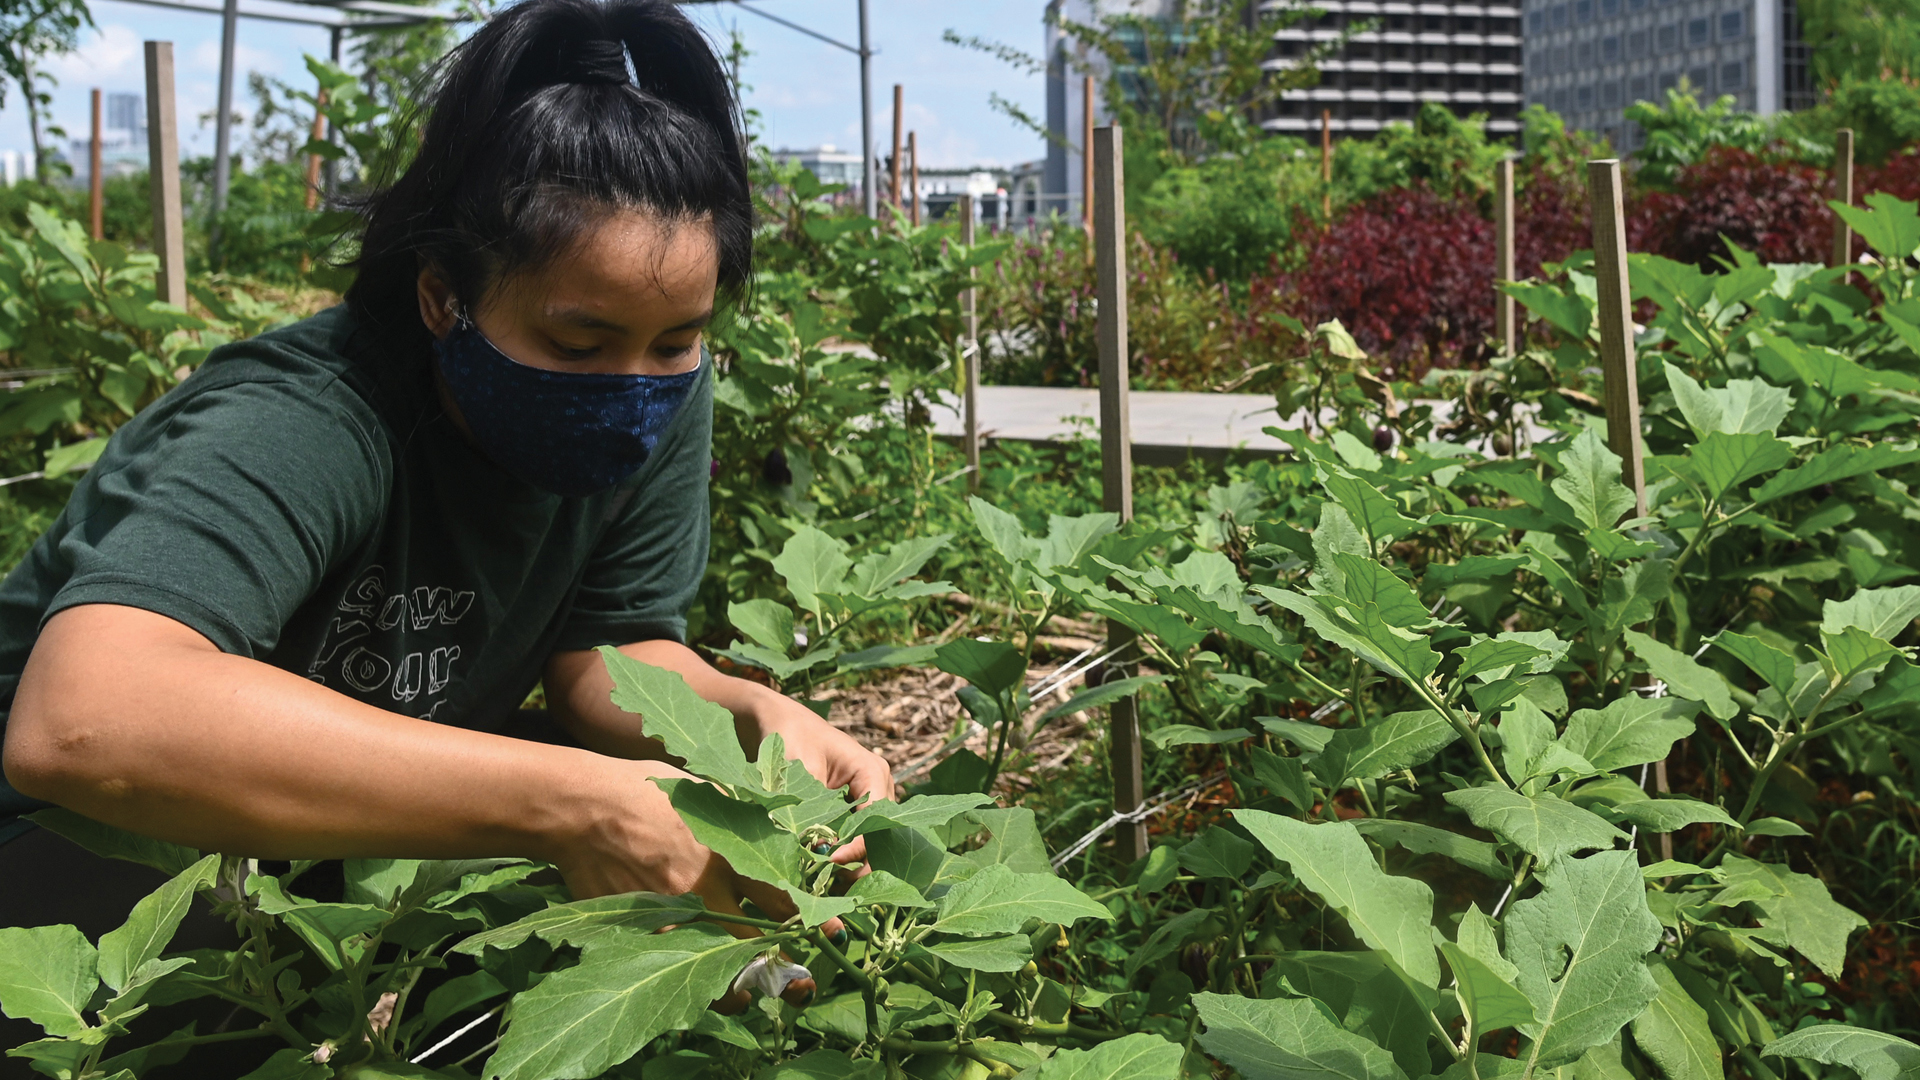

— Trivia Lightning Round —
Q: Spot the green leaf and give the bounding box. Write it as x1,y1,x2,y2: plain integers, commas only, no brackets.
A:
1443,786,1627,864
1751,443,1920,505
1503,280,1593,341
1690,432,1795,501
1250,746,1316,812
771,525,852,618
841,794,996,839
238,1048,332,1079
1193,993,1411,1080
1457,632,1565,682
1263,951,1434,1078
1144,724,1253,748
1505,850,1661,1068
1261,585,1440,691
0,924,97,1037
1551,429,1639,533
44,436,107,479
1711,632,1798,695
484,924,765,1080
26,808,200,876
758,1049,886,1080
97,854,220,994
1608,797,1737,832
930,864,1113,937
1351,820,1505,878
1313,710,1459,788
663,780,802,894
844,533,951,598
1557,697,1700,772
1178,827,1258,880
1233,811,1440,988
1032,1032,1185,1080
1631,957,1721,1080
729,599,795,654
1624,631,1737,721
1764,1023,1920,1080
1442,942,1537,1034
1257,717,1338,754
923,934,1033,972
846,870,931,909
1819,625,1901,683
1043,674,1170,721
1744,817,1811,837
1822,584,1920,642
1124,907,1213,981
452,892,708,955
1834,191,1920,263
1321,465,1423,549
932,638,1027,697
599,648,758,792
1716,855,1867,978
1664,363,1794,439
863,828,950,896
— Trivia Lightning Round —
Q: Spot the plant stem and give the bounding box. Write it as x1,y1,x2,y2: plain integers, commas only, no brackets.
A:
808,926,880,1043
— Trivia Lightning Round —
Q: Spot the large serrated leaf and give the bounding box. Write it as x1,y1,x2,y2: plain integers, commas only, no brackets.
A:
97,854,220,994
771,525,853,618
841,794,996,839
599,648,758,792
1715,855,1866,978
1351,819,1505,878
1551,429,1639,533
1442,942,1536,1034
1631,957,1720,1080
1032,1032,1185,1080
1751,443,1920,505
1444,786,1627,864
0,924,98,1037
662,779,804,897
1664,362,1793,439
452,893,708,955
1822,584,1920,643
922,934,1033,972
1312,710,1458,788
483,924,764,1080
1193,993,1411,1080
1557,697,1700,772
1233,811,1440,988
1763,1024,1920,1080
1624,631,1736,720
930,864,1113,937
1505,850,1661,1069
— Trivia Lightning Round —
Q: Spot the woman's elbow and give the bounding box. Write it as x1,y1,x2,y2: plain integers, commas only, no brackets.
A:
2,698,95,803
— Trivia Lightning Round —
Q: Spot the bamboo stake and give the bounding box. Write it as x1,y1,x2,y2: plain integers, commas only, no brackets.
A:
1321,109,1332,219
1094,124,1144,864
304,93,326,212
144,42,186,310
1496,158,1515,356
889,84,903,214
1082,75,1095,239
909,131,920,228
1831,128,1854,270
88,89,102,241
960,193,980,493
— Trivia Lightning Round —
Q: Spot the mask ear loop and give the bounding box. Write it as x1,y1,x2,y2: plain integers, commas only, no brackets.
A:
448,301,474,333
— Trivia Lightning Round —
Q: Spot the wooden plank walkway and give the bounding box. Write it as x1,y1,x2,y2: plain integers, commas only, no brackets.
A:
929,386,1292,466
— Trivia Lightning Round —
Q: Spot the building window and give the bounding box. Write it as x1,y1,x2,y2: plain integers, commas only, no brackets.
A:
1554,88,1571,111
1387,100,1413,118
1576,0,1593,20
1630,0,1648,9
1689,65,1712,91
1459,16,1483,32
1602,35,1620,61
1388,71,1412,88
1577,40,1594,65
1424,14,1447,30
1629,28,1648,54
1657,23,1678,50
1687,17,1709,44
1720,9,1745,38
1602,0,1621,14
1630,74,1650,100
1388,13,1412,29
1577,84,1595,108
1528,9,1544,30
1658,70,1678,93
1721,59,1745,87
1551,3,1570,26
1602,80,1622,107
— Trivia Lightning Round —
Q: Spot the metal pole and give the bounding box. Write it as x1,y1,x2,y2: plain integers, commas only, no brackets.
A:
144,42,186,310
88,89,102,241
325,26,342,198
960,193,980,493
890,83,903,214
858,0,874,219
1094,124,1143,864
1495,158,1515,357
1831,128,1854,270
211,0,240,251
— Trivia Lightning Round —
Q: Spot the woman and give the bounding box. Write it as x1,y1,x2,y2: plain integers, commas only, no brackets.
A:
0,0,888,929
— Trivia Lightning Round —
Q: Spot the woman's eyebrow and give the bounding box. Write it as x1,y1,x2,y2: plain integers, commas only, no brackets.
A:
664,309,716,333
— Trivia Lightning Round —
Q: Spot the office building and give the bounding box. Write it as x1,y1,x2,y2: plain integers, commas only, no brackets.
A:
1523,0,1813,148
1261,0,1526,135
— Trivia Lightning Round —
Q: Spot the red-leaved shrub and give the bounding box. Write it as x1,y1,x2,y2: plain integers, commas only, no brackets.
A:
1629,146,1833,268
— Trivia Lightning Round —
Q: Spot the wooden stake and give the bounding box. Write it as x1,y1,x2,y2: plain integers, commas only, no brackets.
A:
88,89,102,241
1496,158,1515,356
908,131,920,227
1321,109,1332,219
144,42,186,310
1094,124,1144,864
304,92,326,212
1082,75,1095,238
1832,128,1854,270
1587,159,1645,516
960,193,981,493
889,84,903,213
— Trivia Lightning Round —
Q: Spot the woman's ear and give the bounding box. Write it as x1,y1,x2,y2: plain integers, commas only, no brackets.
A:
416,267,459,340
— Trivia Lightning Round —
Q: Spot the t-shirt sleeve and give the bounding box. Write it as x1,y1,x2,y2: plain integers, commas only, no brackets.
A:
553,366,714,650
44,371,386,658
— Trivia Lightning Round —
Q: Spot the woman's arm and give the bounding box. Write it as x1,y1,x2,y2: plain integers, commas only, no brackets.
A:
2,604,807,917
545,641,896,805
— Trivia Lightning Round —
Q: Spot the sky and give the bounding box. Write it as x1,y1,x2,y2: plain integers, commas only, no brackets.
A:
0,0,1052,172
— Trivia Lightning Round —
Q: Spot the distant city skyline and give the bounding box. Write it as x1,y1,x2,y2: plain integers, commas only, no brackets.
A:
0,0,1050,178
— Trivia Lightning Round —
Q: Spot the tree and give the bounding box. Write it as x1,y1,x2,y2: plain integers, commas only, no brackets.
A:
0,0,91,182
1797,0,1920,86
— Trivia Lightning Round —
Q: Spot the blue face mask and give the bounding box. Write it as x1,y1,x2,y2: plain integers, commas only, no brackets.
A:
433,314,702,498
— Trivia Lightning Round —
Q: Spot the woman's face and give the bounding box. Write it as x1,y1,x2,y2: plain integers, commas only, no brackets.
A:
417,209,720,377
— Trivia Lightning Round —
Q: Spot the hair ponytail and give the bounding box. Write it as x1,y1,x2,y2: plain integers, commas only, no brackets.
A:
346,0,751,352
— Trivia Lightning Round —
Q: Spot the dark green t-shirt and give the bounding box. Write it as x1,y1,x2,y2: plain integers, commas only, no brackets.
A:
0,304,713,817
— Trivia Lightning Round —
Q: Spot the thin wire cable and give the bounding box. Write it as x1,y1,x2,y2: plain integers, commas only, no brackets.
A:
410,1004,502,1065
1051,776,1213,870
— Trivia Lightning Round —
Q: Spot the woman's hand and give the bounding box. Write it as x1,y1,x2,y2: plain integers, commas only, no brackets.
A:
746,690,895,874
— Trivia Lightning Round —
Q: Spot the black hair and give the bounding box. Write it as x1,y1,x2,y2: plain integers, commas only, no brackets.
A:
346,0,751,352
